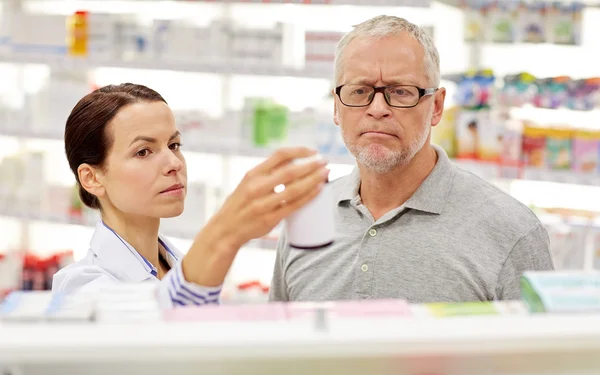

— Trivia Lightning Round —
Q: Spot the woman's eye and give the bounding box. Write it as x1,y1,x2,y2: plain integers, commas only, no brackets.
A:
169,142,181,151
136,149,149,157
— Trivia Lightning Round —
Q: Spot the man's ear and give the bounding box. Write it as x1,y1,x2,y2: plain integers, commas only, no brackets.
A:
77,163,106,199
430,87,447,127
333,89,340,127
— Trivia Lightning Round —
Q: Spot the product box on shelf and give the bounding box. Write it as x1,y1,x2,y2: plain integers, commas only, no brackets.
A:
521,271,600,313
0,8,10,55
0,153,31,213
572,129,600,173
86,13,117,60
0,251,22,298
0,290,94,322
412,300,528,317
462,0,486,42
476,109,503,162
21,252,74,291
591,229,600,271
498,128,523,179
229,23,285,67
26,70,91,139
152,20,194,63
286,108,321,148
304,30,343,75
463,0,584,46
10,13,67,58
221,280,270,305
545,127,573,170
521,124,547,168
519,1,548,44
286,299,413,320
545,224,586,270
455,109,481,160
241,98,290,148
114,14,152,62
548,1,584,45
164,299,413,323
153,20,225,64
488,0,518,43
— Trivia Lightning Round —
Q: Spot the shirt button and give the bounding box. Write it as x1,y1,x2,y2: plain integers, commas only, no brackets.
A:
361,264,369,272
369,228,377,237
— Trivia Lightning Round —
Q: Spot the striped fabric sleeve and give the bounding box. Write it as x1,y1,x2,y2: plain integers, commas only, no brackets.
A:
156,260,222,309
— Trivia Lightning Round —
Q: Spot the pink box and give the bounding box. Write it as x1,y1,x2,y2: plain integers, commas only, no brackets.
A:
164,299,412,322
286,299,412,319
572,131,600,173
163,303,288,322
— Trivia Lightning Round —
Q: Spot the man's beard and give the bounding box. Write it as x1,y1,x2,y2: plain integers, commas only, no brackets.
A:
342,113,432,174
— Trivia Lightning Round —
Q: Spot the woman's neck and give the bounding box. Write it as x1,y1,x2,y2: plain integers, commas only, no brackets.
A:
101,210,161,271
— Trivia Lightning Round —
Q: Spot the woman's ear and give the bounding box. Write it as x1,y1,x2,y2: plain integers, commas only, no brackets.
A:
77,163,106,199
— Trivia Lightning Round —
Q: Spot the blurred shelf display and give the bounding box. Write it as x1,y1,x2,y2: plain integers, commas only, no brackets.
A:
461,0,585,46
0,206,279,250
3,271,600,374
22,0,433,6
0,0,598,298
0,53,336,79
2,296,600,374
6,125,600,187
432,69,600,186
1,3,600,374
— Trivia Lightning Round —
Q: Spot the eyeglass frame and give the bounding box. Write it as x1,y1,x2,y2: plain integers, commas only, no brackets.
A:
334,84,439,108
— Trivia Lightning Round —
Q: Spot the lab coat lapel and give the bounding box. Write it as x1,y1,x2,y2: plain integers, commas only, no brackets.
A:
89,221,155,283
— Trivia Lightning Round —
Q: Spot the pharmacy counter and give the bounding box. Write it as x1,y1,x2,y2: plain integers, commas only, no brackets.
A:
1,313,600,375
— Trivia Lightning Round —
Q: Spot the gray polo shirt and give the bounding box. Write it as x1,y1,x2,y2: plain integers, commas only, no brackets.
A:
269,145,554,303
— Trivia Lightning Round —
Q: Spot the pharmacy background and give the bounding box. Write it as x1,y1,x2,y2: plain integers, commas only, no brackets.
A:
0,1,600,374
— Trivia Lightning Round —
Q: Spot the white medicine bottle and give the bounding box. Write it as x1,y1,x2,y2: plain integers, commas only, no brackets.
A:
284,155,335,249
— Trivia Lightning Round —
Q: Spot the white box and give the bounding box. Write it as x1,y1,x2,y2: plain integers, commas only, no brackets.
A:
0,8,11,56
88,13,117,61
11,13,67,59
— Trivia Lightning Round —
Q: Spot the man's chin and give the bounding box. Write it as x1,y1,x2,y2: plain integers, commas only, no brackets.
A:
355,149,404,174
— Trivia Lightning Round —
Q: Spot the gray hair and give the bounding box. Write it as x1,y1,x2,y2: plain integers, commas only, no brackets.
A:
334,15,440,87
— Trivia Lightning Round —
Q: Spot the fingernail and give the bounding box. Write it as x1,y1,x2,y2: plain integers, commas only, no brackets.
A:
322,168,330,179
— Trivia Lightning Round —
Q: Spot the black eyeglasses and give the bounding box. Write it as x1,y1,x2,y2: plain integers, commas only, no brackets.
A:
335,84,438,108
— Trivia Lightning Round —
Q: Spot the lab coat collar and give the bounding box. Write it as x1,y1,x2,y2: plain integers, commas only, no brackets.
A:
89,221,182,283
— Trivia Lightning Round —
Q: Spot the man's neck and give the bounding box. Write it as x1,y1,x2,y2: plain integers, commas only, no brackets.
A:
359,145,438,221
101,209,161,272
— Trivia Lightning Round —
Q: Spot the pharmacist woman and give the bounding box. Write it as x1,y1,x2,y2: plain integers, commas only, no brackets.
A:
52,83,328,308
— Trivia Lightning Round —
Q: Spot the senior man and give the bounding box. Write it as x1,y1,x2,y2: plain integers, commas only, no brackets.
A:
269,15,554,303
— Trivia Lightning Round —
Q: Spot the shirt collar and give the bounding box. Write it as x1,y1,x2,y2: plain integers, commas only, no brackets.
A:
337,144,455,215
90,221,182,282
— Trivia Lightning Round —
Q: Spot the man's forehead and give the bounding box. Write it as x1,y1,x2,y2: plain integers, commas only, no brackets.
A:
341,55,425,86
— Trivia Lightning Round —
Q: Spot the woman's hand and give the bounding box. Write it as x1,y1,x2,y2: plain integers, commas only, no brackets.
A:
211,147,329,248
182,147,329,287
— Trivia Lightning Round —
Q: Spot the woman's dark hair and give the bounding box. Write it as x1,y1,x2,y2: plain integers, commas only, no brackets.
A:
64,83,167,209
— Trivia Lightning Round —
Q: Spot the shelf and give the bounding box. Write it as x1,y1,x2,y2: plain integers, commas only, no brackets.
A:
2,314,600,374
0,126,357,164
150,0,432,5
22,0,432,5
0,53,335,80
522,167,600,186
5,128,600,187
0,207,279,250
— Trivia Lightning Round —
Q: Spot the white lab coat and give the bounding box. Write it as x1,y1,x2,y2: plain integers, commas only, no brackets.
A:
52,221,222,308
